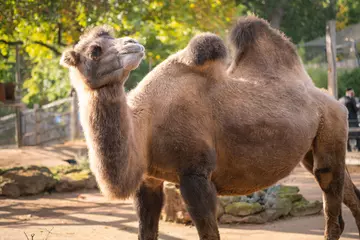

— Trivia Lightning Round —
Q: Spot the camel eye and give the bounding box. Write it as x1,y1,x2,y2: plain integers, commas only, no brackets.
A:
90,46,102,60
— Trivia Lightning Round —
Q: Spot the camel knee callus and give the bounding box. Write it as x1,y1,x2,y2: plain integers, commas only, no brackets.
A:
61,16,359,240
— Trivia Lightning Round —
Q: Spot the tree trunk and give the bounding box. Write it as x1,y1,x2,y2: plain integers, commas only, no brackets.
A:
269,0,287,29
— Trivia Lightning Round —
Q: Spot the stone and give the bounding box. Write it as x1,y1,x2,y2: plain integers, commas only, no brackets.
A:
225,202,263,216
219,212,268,224
278,186,300,194
55,170,97,192
248,190,266,203
0,166,56,198
176,211,192,224
272,197,293,216
161,182,187,222
219,196,242,206
216,199,225,219
0,179,20,198
278,193,303,203
266,185,299,195
290,199,323,217
219,214,241,224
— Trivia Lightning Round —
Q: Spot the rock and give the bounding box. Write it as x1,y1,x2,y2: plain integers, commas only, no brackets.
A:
216,199,225,219
266,185,299,195
272,197,293,216
219,213,268,224
263,196,293,221
290,199,323,217
0,166,56,198
219,214,241,224
161,182,187,222
219,196,242,206
278,186,300,194
176,211,192,224
225,202,263,216
278,193,303,203
0,179,20,198
55,170,97,192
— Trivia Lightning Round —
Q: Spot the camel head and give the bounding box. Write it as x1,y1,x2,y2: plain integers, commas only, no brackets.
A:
60,26,145,89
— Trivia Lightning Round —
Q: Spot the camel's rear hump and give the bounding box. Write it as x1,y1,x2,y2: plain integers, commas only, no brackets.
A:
228,16,301,75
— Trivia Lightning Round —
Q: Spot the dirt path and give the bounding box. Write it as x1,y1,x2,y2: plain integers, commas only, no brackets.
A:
0,141,87,168
1,167,360,240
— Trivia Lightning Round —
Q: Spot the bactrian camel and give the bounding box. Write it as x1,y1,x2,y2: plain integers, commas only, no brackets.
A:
60,16,360,240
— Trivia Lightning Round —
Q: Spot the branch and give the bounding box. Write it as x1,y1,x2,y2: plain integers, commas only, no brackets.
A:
0,39,23,45
0,39,61,56
32,41,61,56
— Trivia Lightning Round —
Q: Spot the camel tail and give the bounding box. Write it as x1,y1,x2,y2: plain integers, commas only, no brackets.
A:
347,166,360,200
184,33,227,66
345,166,360,200
354,184,360,200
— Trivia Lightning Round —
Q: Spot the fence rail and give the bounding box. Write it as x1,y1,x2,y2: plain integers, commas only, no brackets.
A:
0,95,81,147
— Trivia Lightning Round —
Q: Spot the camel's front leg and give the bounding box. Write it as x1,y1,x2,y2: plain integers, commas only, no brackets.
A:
179,174,220,240
134,178,164,240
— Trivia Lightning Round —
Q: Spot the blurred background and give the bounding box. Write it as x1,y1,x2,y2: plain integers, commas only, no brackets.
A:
1,0,360,146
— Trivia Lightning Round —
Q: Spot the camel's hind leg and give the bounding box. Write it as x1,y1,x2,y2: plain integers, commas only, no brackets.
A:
303,151,360,236
134,178,164,240
343,169,360,232
302,151,345,239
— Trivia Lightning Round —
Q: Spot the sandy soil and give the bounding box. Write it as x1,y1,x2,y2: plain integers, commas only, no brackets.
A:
1,167,360,240
0,141,87,168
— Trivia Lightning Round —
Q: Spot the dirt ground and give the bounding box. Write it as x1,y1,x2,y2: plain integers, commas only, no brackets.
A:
0,141,87,168
0,166,360,240
1,143,360,239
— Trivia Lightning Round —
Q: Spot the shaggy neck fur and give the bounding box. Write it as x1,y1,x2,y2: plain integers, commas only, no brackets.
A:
77,81,144,199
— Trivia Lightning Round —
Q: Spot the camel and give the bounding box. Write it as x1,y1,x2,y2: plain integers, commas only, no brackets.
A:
60,16,360,240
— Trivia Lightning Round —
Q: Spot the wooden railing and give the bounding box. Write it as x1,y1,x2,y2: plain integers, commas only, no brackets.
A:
0,95,81,147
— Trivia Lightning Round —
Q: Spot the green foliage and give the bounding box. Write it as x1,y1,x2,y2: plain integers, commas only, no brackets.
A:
306,68,328,89
306,67,360,97
338,68,360,96
22,57,71,107
0,0,359,107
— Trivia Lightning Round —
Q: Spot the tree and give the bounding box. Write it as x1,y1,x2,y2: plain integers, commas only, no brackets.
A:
0,0,359,107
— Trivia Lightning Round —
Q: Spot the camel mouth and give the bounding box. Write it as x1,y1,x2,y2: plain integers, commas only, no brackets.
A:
119,43,145,55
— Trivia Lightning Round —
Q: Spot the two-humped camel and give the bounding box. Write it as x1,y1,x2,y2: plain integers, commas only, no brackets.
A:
60,16,360,240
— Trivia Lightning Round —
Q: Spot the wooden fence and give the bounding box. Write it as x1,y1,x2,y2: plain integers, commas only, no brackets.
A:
0,95,81,148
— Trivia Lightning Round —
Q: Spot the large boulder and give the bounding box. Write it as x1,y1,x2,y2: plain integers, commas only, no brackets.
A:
55,170,97,192
219,212,268,224
290,198,323,217
0,166,56,198
50,165,97,192
160,182,322,225
225,202,264,217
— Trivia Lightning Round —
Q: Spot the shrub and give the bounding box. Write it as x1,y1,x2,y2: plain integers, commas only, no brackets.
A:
306,67,360,97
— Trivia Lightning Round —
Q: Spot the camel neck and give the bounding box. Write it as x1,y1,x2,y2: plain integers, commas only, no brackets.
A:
78,83,144,199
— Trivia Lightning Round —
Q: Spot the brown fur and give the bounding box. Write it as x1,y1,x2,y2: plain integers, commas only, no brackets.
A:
62,17,360,240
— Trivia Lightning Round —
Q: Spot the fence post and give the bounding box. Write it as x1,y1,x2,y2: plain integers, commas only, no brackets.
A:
15,107,22,147
34,104,40,145
14,44,23,147
70,93,79,141
326,20,337,99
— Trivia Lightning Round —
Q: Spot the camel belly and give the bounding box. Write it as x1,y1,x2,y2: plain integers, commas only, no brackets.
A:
212,157,300,195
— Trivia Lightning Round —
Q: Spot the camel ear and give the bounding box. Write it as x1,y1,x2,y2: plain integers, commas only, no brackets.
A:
60,50,80,68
